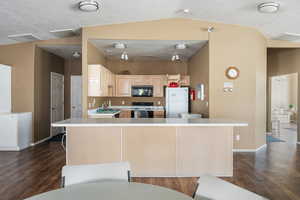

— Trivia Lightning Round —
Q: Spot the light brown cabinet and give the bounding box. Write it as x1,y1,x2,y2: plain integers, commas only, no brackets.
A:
88,65,101,97
151,76,164,97
115,75,165,97
88,65,115,97
115,75,133,97
132,75,153,85
154,110,165,118
180,76,190,86
91,70,189,98
119,110,132,118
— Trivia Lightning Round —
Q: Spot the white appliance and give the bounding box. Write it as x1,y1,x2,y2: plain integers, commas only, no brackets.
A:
0,64,32,151
0,112,32,151
166,87,189,118
0,65,11,113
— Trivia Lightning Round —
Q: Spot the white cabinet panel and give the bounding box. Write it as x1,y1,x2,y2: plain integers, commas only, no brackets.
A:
0,65,11,113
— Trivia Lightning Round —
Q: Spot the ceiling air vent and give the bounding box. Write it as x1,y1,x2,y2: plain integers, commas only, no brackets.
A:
275,32,300,41
8,33,41,42
50,29,78,38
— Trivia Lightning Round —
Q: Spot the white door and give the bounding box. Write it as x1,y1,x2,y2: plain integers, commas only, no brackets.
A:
51,72,64,136
0,65,11,113
71,75,82,118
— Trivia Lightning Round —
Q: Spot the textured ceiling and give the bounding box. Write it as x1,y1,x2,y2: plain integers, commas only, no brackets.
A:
39,45,82,59
90,40,207,61
0,0,300,45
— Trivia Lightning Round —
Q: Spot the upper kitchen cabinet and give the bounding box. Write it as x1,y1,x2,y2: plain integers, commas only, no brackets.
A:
88,65,101,97
116,75,165,97
151,75,165,97
115,75,133,97
88,65,115,97
132,75,153,85
180,76,190,86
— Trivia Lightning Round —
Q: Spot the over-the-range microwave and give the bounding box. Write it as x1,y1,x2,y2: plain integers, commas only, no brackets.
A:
131,85,153,97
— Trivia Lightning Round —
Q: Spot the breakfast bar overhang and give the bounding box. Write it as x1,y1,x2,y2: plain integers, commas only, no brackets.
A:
52,118,247,177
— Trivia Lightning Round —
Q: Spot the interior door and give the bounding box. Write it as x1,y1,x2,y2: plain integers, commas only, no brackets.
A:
71,75,82,118
51,72,64,136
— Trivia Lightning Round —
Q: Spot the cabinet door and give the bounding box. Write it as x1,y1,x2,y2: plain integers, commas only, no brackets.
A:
151,76,164,97
133,76,152,86
101,67,109,96
154,110,165,118
116,76,132,97
181,76,190,86
119,110,132,118
88,65,101,96
108,73,115,97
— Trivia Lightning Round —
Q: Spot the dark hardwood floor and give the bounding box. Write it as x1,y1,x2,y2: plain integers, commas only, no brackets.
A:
0,141,299,200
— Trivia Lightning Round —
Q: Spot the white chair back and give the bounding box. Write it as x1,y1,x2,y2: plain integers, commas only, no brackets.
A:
62,162,131,187
194,175,268,200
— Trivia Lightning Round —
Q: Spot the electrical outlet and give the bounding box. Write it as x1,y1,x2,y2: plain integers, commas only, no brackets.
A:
158,101,161,105
236,134,240,141
122,100,125,105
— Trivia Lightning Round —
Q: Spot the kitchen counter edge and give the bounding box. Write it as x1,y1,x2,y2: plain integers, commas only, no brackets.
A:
52,118,248,127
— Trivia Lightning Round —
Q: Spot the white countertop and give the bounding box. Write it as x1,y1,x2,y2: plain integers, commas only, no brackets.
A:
52,118,248,127
109,106,165,111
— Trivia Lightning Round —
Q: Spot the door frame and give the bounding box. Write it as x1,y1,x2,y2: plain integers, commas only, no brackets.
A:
50,72,64,137
70,75,82,118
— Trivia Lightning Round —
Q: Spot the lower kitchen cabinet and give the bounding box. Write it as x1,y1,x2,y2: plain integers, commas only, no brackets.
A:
119,110,132,118
154,110,165,118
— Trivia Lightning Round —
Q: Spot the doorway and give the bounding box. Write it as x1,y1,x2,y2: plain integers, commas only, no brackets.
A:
50,72,64,136
268,73,298,143
71,75,82,118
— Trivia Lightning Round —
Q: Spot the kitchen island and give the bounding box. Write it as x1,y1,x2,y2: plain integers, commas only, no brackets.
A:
52,118,247,177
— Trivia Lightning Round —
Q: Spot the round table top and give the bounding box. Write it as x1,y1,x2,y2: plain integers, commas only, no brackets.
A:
26,181,193,200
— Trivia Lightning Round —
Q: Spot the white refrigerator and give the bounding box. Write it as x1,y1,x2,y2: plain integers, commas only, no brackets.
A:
166,87,189,118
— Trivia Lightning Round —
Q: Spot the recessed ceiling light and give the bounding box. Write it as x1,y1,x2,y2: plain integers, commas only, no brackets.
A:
258,2,280,13
79,0,100,12
175,43,187,50
114,43,126,49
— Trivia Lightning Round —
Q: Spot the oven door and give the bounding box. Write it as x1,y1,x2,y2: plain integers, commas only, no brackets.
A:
131,86,153,97
132,110,154,118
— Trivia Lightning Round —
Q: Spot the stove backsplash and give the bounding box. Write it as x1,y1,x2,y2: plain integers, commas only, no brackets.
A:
88,97,165,109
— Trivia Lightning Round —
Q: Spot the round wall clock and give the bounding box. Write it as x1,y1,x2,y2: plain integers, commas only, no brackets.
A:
225,66,240,80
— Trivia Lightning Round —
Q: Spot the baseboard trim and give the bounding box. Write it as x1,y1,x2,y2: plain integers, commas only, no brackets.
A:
233,144,267,152
256,144,267,151
0,146,20,151
30,136,52,146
